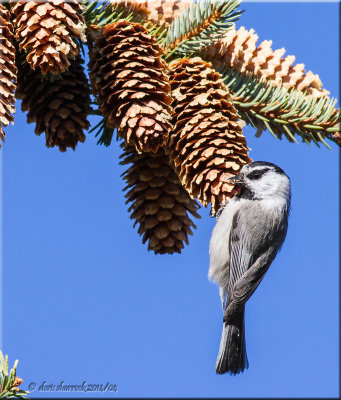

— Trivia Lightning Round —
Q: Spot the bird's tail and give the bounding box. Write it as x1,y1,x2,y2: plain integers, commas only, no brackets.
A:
216,307,249,375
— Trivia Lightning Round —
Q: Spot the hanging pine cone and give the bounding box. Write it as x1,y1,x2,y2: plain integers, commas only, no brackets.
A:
0,4,17,145
89,20,173,154
12,0,86,75
121,145,201,254
168,58,252,216
16,55,90,151
203,26,329,98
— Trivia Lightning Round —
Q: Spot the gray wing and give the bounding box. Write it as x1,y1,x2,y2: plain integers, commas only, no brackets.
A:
224,205,287,323
225,209,254,306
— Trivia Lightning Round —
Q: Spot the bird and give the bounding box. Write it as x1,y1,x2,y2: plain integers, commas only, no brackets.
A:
208,161,291,375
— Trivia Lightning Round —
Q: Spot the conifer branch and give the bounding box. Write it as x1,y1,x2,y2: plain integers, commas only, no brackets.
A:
0,351,29,399
84,1,134,26
222,69,340,148
164,0,243,59
142,20,168,46
88,116,116,147
84,0,167,45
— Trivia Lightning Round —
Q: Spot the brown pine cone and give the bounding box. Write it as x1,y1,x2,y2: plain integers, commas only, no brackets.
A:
12,0,86,75
89,20,173,154
203,26,329,98
168,58,252,215
16,55,90,151
144,0,192,27
110,0,150,22
121,145,201,254
0,4,17,145
110,0,192,27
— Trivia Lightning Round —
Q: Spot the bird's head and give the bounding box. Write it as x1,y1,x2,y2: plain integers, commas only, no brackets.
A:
228,161,291,201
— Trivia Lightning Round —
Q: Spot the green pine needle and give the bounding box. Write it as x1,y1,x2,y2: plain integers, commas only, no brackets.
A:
221,68,340,148
89,115,117,147
0,351,29,399
142,20,168,46
164,0,243,59
83,1,134,26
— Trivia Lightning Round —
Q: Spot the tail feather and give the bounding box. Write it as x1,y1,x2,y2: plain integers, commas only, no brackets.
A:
216,308,248,375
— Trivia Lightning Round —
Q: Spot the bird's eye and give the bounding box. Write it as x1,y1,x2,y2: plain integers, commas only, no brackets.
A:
249,173,262,180
248,168,269,180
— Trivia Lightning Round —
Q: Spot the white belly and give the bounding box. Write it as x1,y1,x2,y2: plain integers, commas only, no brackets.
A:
208,199,240,290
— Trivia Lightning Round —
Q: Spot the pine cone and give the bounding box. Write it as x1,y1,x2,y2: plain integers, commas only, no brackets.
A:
89,20,173,153
145,0,192,27
168,58,252,215
203,26,329,98
0,4,17,145
110,0,150,22
16,55,90,151
12,0,86,75
110,0,191,27
121,145,201,254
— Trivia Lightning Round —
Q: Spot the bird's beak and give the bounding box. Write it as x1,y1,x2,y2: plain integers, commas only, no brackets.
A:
226,175,244,185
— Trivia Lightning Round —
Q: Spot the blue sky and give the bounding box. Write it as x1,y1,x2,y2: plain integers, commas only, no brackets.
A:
1,2,339,398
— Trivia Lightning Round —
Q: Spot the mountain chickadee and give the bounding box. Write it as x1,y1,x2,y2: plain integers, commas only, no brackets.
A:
209,161,291,375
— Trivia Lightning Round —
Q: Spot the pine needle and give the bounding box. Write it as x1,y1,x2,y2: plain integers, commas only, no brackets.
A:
164,0,243,58
221,68,340,147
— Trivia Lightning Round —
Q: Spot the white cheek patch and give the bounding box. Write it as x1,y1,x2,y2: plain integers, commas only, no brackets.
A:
248,171,290,199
